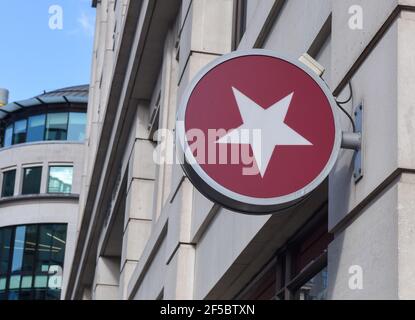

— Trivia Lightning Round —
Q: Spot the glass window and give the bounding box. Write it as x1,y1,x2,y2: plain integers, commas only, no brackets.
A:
45,113,68,141
27,115,46,143
22,167,42,195
50,224,67,272
238,209,331,301
1,112,86,147
67,113,86,141
1,170,16,197
0,224,67,300
3,125,13,148
0,227,13,275
11,226,26,273
13,119,27,145
18,289,33,300
48,166,73,194
9,276,21,289
0,278,6,291
295,267,328,300
22,225,37,274
36,225,53,277
21,276,32,289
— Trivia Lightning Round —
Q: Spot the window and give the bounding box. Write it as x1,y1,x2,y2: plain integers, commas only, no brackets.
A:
0,227,12,295
0,224,67,300
27,115,46,142
1,170,16,197
3,125,13,148
45,113,68,141
295,267,328,300
237,206,331,300
22,167,42,195
67,113,86,142
1,112,86,147
13,120,27,144
48,166,73,194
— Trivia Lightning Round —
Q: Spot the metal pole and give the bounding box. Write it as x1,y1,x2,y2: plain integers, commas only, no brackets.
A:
341,132,361,150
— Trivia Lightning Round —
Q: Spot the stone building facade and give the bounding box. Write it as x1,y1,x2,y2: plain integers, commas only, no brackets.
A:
66,0,415,300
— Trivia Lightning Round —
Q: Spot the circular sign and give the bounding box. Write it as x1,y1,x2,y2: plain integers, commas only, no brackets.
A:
176,50,340,214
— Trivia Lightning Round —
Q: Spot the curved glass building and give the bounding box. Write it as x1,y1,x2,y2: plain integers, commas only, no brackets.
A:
0,85,88,300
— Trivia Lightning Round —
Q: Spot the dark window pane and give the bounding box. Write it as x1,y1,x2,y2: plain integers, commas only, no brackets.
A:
0,228,13,275
45,113,68,141
0,224,66,300
22,167,42,195
13,119,27,144
295,267,328,300
18,289,33,300
48,166,73,194
1,170,16,197
67,113,86,141
292,215,331,277
50,224,67,265
7,290,19,300
46,288,61,300
27,115,46,142
3,125,13,147
0,277,5,291
22,225,37,273
34,289,46,300
36,225,54,275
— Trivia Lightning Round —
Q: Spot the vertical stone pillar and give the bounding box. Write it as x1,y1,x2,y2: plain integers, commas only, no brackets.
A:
93,257,120,300
164,0,234,300
119,104,155,299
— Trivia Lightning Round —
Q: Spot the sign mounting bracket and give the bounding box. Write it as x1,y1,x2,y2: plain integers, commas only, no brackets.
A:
340,104,363,182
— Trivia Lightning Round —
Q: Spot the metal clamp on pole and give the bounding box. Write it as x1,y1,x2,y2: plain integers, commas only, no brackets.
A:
341,132,361,150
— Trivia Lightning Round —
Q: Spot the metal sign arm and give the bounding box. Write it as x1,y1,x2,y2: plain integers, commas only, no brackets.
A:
341,132,361,150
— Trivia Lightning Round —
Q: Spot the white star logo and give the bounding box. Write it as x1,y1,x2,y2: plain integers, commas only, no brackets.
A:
216,87,313,177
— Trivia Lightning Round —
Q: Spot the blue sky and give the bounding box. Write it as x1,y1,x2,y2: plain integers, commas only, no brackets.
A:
0,0,96,102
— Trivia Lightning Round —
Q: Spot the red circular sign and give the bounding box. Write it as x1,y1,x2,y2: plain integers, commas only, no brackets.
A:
177,50,340,214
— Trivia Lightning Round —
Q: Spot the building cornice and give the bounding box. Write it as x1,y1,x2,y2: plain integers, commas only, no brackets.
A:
0,141,85,154
0,194,79,206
